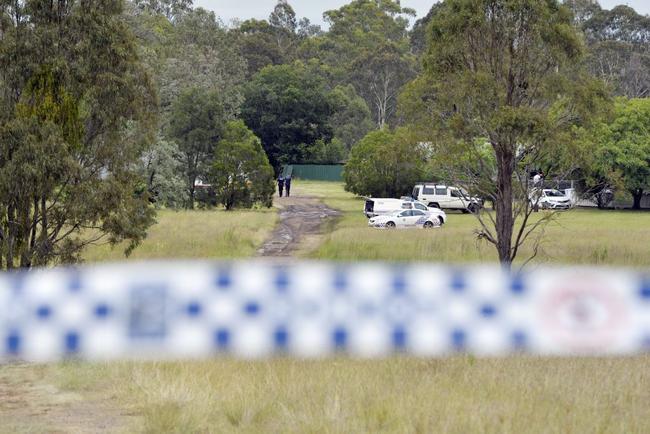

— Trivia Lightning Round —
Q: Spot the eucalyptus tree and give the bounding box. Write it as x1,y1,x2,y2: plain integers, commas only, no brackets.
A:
568,2,650,98
0,0,157,268
415,0,608,266
295,0,417,129
168,88,225,209
321,0,417,128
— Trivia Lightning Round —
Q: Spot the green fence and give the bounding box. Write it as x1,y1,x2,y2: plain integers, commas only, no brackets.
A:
284,164,344,181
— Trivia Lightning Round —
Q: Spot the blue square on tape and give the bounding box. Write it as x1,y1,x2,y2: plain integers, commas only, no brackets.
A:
333,271,347,292
392,327,407,350
186,302,202,317
36,305,52,320
511,330,527,350
6,332,20,355
450,273,466,292
392,274,406,294
214,329,230,350
274,327,289,350
640,280,650,301
216,270,231,290
480,304,497,318
128,285,167,339
451,329,466,351
275,270,289,293
333,327,347,350
94,304,111,318
68,272,82,293
244,301,261,316
511,276,526,295
65,332,80,354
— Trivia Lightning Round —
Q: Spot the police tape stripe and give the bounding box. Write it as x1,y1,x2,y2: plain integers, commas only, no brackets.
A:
0,261,649,361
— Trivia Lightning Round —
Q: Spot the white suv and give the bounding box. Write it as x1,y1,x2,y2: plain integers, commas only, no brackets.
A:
412,184,482,213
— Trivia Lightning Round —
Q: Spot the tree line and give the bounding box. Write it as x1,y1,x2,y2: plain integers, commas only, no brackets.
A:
1,0,649,268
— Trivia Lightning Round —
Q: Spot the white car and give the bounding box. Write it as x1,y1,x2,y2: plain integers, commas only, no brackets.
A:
364,198,447,225
529,188,572,210
368,209,442,229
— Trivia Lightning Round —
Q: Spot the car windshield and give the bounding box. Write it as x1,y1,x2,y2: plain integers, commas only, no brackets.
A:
544,189,565,197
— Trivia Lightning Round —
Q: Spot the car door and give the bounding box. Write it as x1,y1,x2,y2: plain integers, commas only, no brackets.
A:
434,186,451,207
409,210,427,226
449,188,465,209
397,210,412,227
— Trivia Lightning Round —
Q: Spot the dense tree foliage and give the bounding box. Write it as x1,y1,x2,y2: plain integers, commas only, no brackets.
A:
590,98,650,209
0,0,157,268
344,128,426,198
241,63,335,168
209,121,274,210
168,88,225,208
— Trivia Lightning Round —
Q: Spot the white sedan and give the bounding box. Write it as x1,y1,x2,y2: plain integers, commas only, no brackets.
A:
368,209,443,229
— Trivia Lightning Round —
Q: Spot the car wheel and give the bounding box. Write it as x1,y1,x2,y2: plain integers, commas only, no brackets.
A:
468,203,479,214
437,217,444,226
423,221,434,229
428,202,440,209
385,221,396,229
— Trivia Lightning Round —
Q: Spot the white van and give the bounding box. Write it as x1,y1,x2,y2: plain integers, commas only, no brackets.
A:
364,198,447,225
412,184,482,213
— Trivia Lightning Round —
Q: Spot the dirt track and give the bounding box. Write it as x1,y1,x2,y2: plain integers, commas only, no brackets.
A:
0,364,132,433
257,195,340,257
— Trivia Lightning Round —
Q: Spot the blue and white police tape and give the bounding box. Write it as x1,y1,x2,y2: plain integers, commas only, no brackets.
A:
0,261,649,361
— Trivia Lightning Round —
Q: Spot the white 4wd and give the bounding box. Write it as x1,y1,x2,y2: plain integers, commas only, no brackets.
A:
412,184,482,213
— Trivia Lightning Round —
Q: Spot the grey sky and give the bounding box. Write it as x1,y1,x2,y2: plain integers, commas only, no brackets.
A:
194,0,649,27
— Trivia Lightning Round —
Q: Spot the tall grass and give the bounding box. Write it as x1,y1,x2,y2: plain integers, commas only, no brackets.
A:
296,181,650,266
11,357,646,433
3,183,649,433
82,208,277,262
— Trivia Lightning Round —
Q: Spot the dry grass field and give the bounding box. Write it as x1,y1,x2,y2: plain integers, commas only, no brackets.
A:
2,182,650,433
2,357,650,433
295,181,650,267
82,208,277,262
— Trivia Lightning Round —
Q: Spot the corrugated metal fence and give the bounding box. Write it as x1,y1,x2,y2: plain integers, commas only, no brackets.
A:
284,165,344,181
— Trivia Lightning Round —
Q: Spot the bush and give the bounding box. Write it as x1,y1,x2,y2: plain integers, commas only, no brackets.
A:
343,128,426,198
209,121,275,210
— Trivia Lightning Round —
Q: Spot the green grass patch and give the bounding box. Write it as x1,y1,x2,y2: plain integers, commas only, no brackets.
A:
83,208,277,262
295,181,650,266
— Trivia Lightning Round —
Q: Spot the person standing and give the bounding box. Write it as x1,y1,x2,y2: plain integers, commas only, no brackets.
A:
277,176,285,197
285,175,292,197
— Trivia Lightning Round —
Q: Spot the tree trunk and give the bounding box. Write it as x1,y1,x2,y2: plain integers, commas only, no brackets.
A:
632,188,643,210
495,147,515,267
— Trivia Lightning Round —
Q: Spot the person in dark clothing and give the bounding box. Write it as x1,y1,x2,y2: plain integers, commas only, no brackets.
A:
277,176,285,197
285,176,292,197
